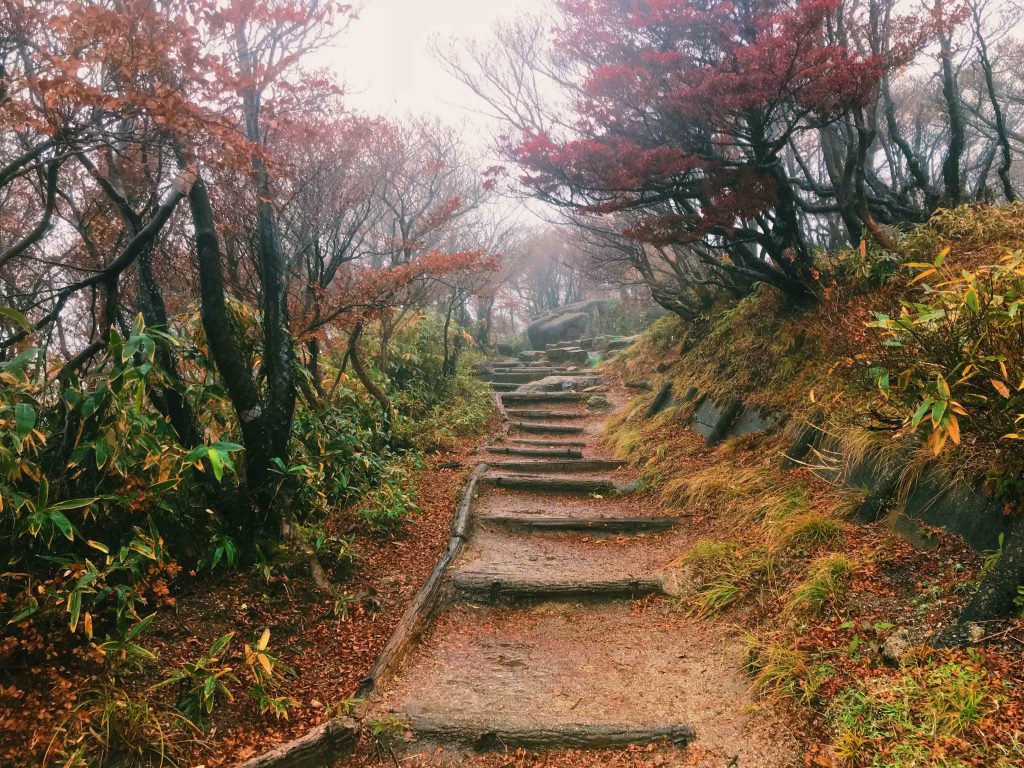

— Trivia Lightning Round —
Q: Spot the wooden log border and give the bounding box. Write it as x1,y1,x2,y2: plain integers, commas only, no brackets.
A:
355,461,488,698
235,462,489,768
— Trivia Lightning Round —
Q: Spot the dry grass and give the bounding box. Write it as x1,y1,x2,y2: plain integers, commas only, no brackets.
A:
784,554,856,618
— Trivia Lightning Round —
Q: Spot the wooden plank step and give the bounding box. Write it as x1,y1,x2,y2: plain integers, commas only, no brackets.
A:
511,421,585,435
403,715,694,751
500,392,589,403
486,459,625,473
451,572,665,602
483,474,617,494
479,514,677,533
490,382,520,392
504,409,586,420
509,438,587,447
485,446,583,458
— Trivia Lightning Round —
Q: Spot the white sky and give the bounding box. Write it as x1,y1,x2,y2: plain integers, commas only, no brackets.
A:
322,0,549,121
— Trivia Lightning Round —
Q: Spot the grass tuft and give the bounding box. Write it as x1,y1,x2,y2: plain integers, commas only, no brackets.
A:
785,554,854,617
775,514,845,549
743,636,833,704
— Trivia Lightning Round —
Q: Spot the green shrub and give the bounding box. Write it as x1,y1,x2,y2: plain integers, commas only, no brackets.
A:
866,244,1024,466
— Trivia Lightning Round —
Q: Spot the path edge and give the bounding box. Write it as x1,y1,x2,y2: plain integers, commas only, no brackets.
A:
235,461,488,768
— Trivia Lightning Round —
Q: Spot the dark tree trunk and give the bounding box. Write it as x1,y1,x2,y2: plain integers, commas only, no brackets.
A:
973,6,1015,202
136,242,202,447
348,323,393,431
189,176,276,537
939,27,965,205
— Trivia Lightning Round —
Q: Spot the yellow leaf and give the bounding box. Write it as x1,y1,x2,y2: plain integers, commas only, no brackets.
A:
257,627,270,651
84,612,93,641
946,414,960,445
258,653,273,675
809,389,816,403
909,268,937,284
992,379,1011,398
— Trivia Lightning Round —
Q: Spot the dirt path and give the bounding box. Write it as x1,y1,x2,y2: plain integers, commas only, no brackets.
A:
359,360,803,767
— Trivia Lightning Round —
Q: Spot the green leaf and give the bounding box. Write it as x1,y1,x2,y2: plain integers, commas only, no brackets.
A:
209,632,234,657
14,403,36,440
1,348,39,375
125,612,156,641
49,511,75,541
964,287,980,313
95,438,111,469
0,306,33,333
46,497,99,513
68,590,82,633
911,399,933,429
7,599,38,624
208,449,224,482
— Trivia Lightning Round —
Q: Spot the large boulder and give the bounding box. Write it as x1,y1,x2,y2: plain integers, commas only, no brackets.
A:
526,299,617,349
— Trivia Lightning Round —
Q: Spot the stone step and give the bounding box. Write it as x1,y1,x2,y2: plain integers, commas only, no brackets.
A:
500,392,589,403
402,715,694,751
483,474,618,494
450,572,665,602
486,459,625,473
478,513,677,534
504,408,586,420
485,446,584,459
485,369,591,379
510,421,585,435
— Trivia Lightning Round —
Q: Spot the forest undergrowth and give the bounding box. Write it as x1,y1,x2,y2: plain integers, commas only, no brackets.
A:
0,312,494,767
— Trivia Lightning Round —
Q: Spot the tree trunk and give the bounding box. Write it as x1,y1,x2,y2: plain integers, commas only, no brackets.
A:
348,322,393,432
938,24,965,205
189,176,276,537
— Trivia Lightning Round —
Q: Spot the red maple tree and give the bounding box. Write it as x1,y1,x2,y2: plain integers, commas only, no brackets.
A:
510,0,884,298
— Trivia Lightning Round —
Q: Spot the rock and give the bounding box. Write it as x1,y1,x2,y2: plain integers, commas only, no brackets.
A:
880,627,912,665
587,394,611,411
495,342,516,356
516,375,602,393
582,385,608,393
656,362,672,373
546,347,589,366
519,350,542,362
967,623,986,644
525,299,617,349
607,335,639,350
625,380,653,391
